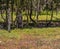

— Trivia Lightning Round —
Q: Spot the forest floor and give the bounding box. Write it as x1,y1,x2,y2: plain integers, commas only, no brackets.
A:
0,27,60,49
0,11,60,49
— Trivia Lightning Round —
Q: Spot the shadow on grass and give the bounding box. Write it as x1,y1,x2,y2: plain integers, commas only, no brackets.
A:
0,20,60,31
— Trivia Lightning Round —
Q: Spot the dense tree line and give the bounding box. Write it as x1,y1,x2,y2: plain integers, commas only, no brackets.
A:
0,0,60,32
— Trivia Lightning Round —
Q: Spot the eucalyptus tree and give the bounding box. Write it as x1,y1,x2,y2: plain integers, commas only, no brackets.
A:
5,0,11,32
45,0,49,26
54,0,60,15
29,0,37,24
46,0,54,25
0,0,6,21
33,0,40,22
11,0,14,24
15,0,24,28
22,0,29,26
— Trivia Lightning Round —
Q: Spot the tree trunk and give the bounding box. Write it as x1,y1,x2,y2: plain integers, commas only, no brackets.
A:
7,8,11,32
47,1,54,26
6,0,11,32
16,9,23,28
29,0,36,24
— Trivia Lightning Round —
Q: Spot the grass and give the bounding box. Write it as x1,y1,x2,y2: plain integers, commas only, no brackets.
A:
0,27,60,40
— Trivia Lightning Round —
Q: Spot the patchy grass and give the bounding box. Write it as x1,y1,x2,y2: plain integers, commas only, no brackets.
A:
0,20,60,49
0,27,60,40
0,27,60,49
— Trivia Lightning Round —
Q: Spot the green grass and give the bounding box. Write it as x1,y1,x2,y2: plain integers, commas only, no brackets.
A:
0,11,60,22
0,27,60,40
